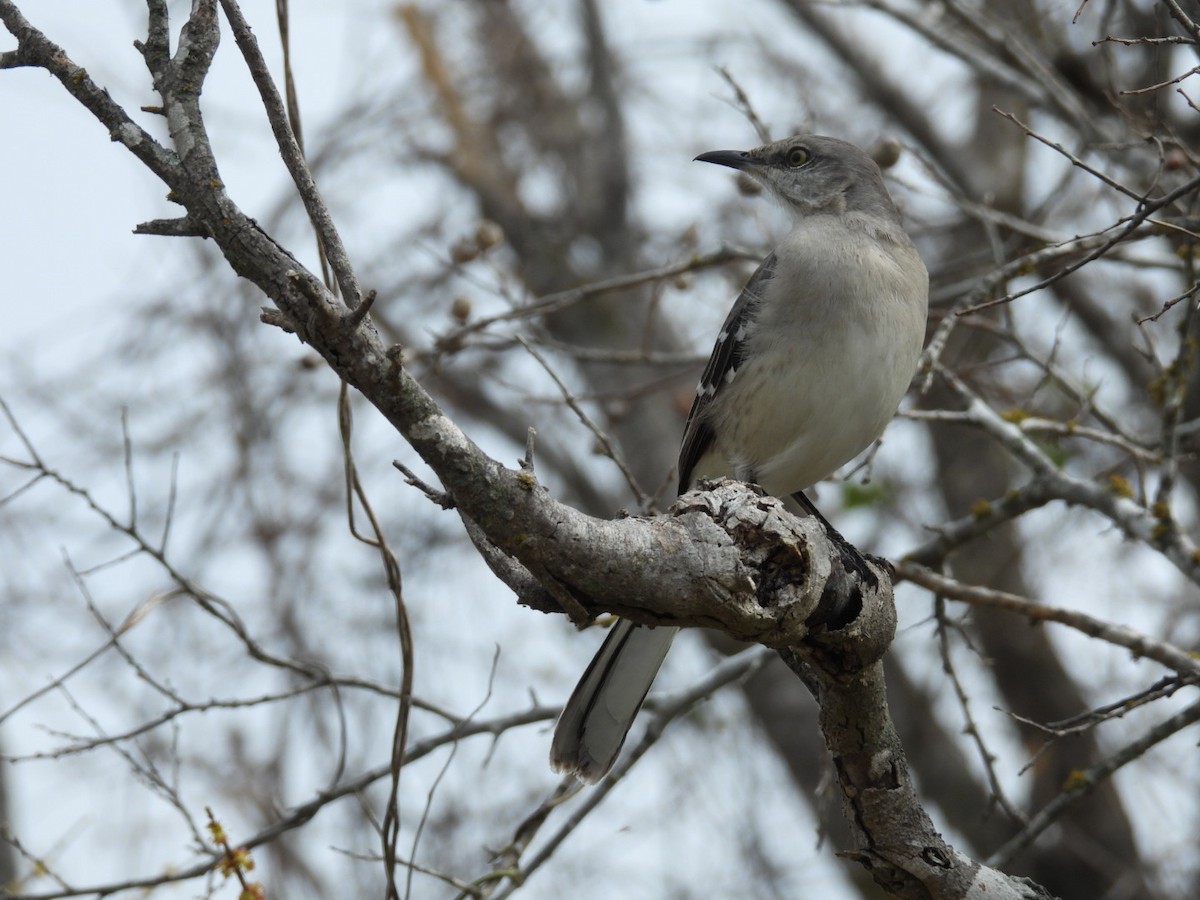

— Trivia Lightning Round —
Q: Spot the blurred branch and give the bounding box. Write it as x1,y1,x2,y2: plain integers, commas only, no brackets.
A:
779,0,975,192
858,0,1051,109
941,0,1108,138
900,475,1056,567
515,335,650,507
988,695,1200,870
1,706,559,900
432,245,755,353
486,647,773,897
992,107,1150,203
934,596,1027,825
395,3,521,219
957,172,1200,314
930,365,1200,582
715,65,772,144
921,228,1168,384
0,400,341,685
903,408,1158,463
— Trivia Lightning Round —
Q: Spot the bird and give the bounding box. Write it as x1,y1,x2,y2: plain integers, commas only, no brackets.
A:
549,134,929,783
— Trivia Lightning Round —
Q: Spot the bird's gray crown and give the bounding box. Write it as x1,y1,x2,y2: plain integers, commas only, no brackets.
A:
695,135,900,224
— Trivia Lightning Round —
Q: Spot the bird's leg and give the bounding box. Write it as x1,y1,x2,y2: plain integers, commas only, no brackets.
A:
791,491,884,591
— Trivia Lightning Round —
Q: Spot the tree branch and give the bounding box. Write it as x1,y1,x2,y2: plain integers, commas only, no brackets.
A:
216,0,362,307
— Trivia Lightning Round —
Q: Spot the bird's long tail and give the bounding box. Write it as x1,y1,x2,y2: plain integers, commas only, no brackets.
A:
549,620,678,783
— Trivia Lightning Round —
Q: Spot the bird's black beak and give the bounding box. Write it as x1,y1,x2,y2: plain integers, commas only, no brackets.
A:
694,149,753,171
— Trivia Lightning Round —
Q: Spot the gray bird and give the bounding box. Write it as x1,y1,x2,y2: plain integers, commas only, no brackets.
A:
550,135,929,783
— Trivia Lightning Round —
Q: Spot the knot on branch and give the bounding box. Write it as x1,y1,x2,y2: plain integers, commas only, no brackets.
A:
670,480,895,665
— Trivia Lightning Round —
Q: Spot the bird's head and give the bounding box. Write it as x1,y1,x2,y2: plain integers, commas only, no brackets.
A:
696,134,898,224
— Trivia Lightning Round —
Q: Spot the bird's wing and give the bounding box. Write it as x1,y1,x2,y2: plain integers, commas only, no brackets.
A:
676,251,777,494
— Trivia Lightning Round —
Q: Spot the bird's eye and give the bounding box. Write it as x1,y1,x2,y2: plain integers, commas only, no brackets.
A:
787,147,810,167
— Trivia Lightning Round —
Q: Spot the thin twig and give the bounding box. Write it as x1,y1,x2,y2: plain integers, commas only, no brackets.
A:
217,0,362,306
435,246,754,350
1121,64,1200,95
898,563,1200,678
336,382,413,900
993,107,1146,202
715,66,772,143
1137,280,1200,323
515,336,650,508
934,596,1026,824
958,162,1200,315
988,696,1200,869
0,0,178,182
900,409,1158,463
4,704,558,900
485,648,772,897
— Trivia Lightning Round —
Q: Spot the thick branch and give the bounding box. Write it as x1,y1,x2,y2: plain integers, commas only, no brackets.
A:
779,652,1052,899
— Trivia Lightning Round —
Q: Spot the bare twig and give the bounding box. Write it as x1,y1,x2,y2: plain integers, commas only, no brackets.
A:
217,0,362,306
988,696,1200,869
957,163,1200,315
1137,280,1200,323
1121,64,1200,95
515,335,650,508
898,563,1200,678
715,66,772,144
934,596,1026,825
992,108,1147,203
485,647,773,897
434,246,755,351
2,706,558,900
336,382,413,900
0,1,178,182
929,365,1200,584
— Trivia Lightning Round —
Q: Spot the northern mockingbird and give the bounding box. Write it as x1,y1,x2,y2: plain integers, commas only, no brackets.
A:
550,135,929,783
